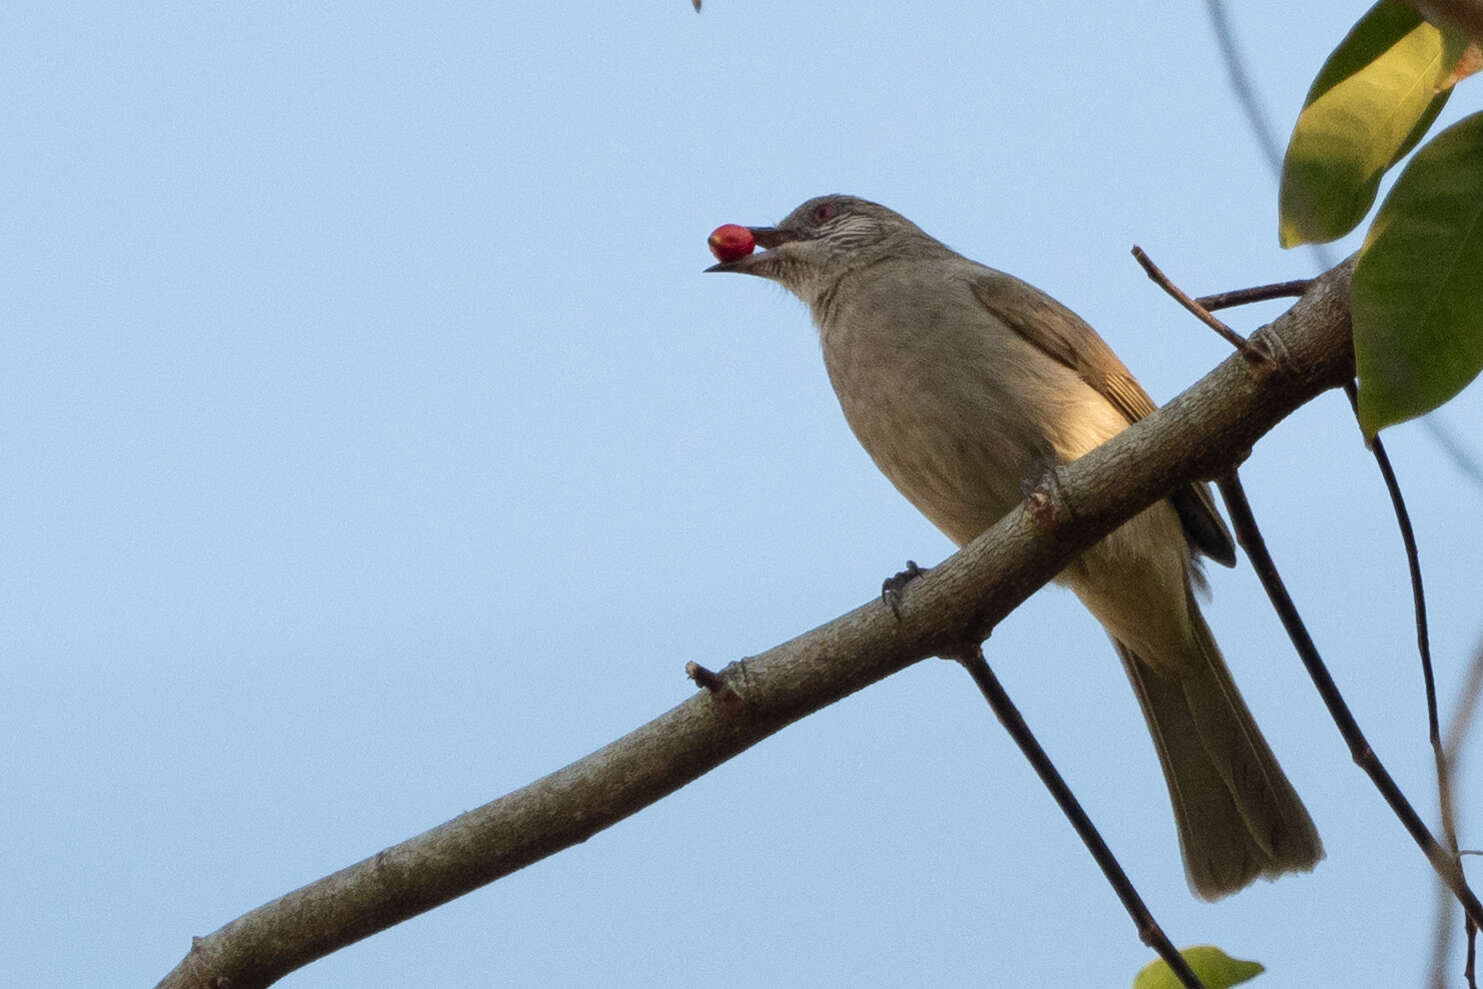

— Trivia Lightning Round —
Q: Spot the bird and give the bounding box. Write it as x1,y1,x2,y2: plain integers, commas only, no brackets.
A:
706,194,1322,899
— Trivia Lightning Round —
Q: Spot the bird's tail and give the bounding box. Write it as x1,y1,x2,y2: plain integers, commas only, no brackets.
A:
1116,583,1323,899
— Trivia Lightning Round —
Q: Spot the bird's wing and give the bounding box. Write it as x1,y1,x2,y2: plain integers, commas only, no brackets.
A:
969,269,1236,567
969,268,1155,422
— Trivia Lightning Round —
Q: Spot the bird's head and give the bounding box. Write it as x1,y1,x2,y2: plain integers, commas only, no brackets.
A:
706,194,938,304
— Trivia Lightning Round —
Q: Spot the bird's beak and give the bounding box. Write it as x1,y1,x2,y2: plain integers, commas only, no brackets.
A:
704,226,798,274
747,226,792,250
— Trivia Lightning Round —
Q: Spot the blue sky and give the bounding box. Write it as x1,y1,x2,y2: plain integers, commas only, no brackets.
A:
5,2,1482,986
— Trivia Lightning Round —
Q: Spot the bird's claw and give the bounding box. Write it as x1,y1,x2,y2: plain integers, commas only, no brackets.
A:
882,560,927,619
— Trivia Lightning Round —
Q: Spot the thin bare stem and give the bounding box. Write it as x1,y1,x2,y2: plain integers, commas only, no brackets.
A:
1131,246,1252,352
1430,641,1483,988
954,646,1205,989
1216,473,1483,929
1196,280,1312,311
1443,644,1483,781
1423,416,1483,490
1338,384,1446,769
1199,0,1337,278
1341,377,1475,985
1202,0,1284,176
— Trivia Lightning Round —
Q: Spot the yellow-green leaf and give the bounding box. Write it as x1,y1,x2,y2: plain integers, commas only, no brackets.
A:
1353,111,1483,436
1279,0,1453,247
1133,946,1264,989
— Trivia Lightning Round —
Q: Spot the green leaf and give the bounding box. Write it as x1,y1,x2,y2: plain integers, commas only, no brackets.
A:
1279,0,1453,246
1353,111,1483,436
1132,946,1264,989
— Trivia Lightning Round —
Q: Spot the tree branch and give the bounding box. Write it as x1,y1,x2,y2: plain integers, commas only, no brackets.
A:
155,259,1359,989
955,646,1207,989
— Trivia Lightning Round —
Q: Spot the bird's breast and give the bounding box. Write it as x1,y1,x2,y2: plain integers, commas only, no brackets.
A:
816,273,1125,547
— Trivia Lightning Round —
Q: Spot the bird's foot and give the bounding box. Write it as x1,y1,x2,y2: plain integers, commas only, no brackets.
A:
881,560,927,620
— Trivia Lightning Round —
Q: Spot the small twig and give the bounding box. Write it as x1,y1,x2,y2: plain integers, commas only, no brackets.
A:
1195,280,1313,311
1216,473,1483,930
1131,246,1253,353
1350,388,1482,989
686,661,744,714
1423,417,1483,491
1352,409,1475,989
685,660,725,692
1344,384,1441,745
1202,0,1285,176
952,644,1206,989
1431,642,1483,987
1443,642,1483,793
1339,382,1451,798
1200,0,1339,279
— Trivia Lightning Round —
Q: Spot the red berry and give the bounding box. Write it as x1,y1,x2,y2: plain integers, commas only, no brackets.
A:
708,223,755,262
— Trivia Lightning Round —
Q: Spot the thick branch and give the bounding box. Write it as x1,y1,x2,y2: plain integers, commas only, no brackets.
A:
157,260,1358,989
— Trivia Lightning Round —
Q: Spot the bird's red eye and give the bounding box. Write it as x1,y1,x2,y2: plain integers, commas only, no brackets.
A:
811,203,835,223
